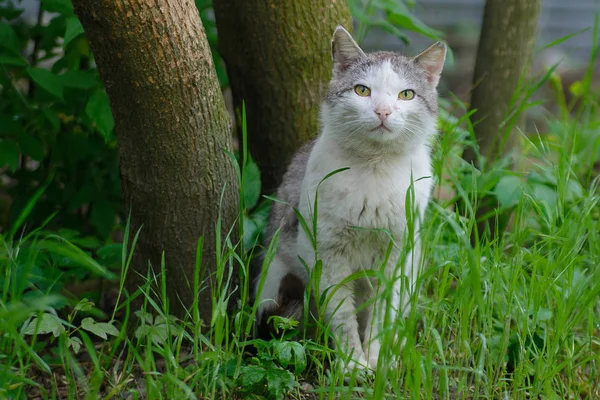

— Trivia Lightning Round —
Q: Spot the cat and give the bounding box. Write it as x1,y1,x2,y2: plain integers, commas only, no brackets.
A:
253,26,446,372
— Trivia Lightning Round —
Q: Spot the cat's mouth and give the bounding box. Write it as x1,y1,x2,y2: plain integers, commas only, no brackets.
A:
371,123,392,133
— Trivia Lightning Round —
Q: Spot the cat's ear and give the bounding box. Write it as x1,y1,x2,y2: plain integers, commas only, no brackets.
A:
331,26,365,72
414,42,446,87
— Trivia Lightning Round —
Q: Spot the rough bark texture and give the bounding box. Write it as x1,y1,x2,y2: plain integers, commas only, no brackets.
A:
73,0,239,319
462,0,540,242
463,0,541,165
213,0,352,193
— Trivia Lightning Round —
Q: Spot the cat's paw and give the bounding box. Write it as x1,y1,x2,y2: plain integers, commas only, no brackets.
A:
367,352,379,370
364,339,381,370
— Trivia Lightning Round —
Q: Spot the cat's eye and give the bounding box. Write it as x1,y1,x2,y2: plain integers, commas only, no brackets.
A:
354,85,371,97
399,89,415,100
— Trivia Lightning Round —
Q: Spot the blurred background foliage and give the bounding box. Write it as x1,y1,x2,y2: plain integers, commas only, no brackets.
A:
0,0,118,241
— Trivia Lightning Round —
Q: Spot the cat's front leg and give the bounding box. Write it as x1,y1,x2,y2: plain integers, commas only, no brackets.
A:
360,300,382,370
318,264,369,372
356,278,382,370
388,243,421,348
296,222,368,372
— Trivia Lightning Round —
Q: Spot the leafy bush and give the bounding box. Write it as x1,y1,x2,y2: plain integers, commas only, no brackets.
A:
0,0,121,240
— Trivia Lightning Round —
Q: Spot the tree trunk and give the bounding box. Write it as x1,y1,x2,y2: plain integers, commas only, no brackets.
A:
461,0,540,242
463,0,541,166
73,0,239,319
213,0,352,193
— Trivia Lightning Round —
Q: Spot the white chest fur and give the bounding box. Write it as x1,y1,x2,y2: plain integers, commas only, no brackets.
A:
298,135,433,269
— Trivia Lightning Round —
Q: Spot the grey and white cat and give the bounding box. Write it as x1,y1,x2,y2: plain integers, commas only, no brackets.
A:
254,26,446,372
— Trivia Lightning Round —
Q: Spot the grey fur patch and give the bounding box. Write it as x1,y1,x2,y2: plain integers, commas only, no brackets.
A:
250,140,314,306
265,140,315,244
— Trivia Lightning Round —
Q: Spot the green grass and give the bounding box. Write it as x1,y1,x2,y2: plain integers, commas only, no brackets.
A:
2,48,600,400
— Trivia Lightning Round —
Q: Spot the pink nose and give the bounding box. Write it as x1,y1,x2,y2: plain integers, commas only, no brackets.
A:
375,106,392,121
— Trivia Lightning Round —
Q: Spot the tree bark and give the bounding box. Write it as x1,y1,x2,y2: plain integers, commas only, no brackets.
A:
73,0,239,319
463,0,541,166
460,0,541,242
213,0,352,193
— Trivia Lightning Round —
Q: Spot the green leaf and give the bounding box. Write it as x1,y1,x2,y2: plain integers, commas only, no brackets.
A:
565,179,583,202
41,0,74,15
154,314,179,326
251,196,271,221
81,317,119,340
64,17,84,47
531,183,557,208
266,368,297,398
70,235,101,249
273,341,306,374
68,337,82,354
387,10,443,41
493,175,523,208
134,310,154,325
34,236,115,279
536,308,553,323
81,318,107,339
27,67,64,100
98,322,120,337
242,214,259,250
23,313,65,337
18,134,45,161
74,298,94,312
86,89,114,138
240,365,266,387
271,315,299,332
134,323,172,345
97,243,122,266
242,157,261,209
0,55,27,67
0,23,20,54
0,140,19,172
0,6,24,20
60,70,97,90
274,341,293,366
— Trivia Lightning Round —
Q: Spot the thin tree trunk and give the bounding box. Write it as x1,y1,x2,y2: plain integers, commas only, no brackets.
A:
73,0,239,319
213,0,352,193
464,0,541,166
460,0,540,242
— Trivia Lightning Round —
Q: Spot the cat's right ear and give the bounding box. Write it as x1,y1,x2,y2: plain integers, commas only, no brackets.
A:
414,42,447,87
331,26,365,73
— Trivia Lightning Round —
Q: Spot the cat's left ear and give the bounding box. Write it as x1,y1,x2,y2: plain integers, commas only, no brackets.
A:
331,26,365,73
414,42,446,87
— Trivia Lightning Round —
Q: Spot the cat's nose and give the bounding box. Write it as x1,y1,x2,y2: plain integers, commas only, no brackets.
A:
375,106,392,121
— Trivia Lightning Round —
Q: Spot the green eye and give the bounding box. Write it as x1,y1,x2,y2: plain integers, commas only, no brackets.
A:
399,89,415,100
354,85,371,97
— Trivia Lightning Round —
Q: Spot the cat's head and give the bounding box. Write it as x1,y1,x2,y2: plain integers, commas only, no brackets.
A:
322,26,446,152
